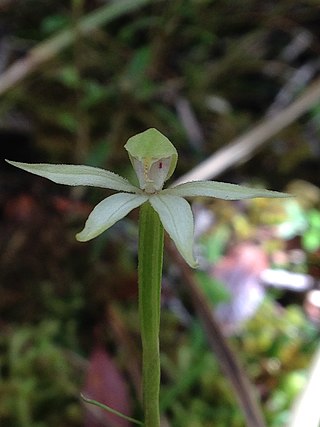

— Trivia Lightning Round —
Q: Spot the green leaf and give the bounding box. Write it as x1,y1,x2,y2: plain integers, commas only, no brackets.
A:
196,271,231,305
81,394,143,425
76,193,148,241
308,209,320,228
5,160,138,193
302,230,320,253
166,180,291,200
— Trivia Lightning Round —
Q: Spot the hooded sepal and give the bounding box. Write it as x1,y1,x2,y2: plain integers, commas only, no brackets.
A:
124,129,178,193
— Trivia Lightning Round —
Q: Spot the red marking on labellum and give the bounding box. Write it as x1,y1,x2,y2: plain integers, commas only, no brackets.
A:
159,162,163,169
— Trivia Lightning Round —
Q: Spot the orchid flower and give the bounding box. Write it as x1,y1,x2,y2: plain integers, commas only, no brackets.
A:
6,128,290,427
6,128,288,268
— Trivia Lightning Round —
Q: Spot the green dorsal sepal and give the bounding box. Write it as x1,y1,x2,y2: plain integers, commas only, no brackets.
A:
125,128,178,193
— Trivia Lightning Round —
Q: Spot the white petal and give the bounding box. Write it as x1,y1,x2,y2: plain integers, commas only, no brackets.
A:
165,180,290,200
76,193,148,241
5,160,138,193
149,194,198,268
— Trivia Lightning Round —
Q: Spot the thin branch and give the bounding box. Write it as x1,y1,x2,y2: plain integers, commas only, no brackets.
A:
174,77,320,185
0,0,151,96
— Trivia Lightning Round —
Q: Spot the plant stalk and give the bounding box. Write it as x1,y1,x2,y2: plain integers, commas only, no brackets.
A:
138,202,164,427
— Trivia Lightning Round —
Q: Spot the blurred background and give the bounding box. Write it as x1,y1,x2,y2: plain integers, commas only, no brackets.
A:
1,1,320,426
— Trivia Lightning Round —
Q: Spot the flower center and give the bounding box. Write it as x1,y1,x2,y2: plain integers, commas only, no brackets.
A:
131,156,173,194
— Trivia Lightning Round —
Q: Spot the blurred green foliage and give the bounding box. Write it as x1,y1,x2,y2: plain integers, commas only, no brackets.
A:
0,321,83,427
159,304,317,427
2,0,320,183
1,301,317,427
302,209,320,253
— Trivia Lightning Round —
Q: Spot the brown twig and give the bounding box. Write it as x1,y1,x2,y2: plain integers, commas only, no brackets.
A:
0,0,151,96
174,76,320,184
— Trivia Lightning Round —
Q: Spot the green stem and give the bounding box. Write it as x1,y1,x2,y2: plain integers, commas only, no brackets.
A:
138,202,164,427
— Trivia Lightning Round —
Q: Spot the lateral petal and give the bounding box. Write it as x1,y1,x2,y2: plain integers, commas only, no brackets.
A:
164,180,290,200
149,194,198,268
76,193,148,241
5,160,139,193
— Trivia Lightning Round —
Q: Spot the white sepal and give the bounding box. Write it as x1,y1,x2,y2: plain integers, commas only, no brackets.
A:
76,193,148,241
5,160,139,193
165,180,290,200
149,194,198,268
